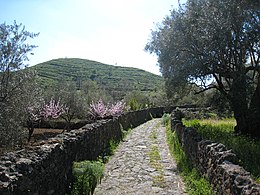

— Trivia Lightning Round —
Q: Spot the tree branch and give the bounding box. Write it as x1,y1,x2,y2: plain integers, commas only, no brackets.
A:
194,85,217,94
245,66,260,74
213,73,229,98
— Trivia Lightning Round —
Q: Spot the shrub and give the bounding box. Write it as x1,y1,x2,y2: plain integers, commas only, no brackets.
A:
161,113,171,126
72,160,104,195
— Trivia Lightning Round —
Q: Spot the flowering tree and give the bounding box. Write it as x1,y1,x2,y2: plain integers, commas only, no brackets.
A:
108,101,126,116
53,81,88,130
41,98,67,119
88,99,125,119
26,98,68,142
88,99,108,119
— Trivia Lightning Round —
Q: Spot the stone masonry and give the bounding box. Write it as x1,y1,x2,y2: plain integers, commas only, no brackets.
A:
94,119,186,195
171,109,260,195
0,108,165,195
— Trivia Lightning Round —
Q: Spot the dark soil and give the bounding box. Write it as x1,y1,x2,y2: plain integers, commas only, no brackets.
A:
30,128,63,142
0,128,64,155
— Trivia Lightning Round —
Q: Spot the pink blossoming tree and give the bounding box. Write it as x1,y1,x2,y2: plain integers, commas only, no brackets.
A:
108,101,126,116
26,98,68,142
88,99,125,120
41,98,67,119
88,99,108,119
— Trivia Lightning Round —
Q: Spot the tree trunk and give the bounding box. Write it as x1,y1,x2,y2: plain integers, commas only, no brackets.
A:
231,99,248,135
247,79,260,137
229,74,249,135
230,77,260,138
27,121,35,142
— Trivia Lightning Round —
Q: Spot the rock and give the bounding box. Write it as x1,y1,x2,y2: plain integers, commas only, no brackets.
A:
0,172,9,182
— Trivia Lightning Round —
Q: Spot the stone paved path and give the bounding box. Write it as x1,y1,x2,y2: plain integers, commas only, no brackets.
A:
94,119,187,195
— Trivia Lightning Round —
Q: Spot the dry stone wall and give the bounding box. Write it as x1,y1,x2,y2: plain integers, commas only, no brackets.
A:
171,110,260,195
0,108,165,195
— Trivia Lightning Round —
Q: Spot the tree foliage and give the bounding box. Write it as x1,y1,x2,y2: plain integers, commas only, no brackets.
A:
32,58,163,101
0,21,39,102
88,99,125,120
0,21,39,146
146,0,260,136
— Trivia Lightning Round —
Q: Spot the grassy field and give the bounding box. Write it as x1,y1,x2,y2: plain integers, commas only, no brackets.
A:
183,118,260,183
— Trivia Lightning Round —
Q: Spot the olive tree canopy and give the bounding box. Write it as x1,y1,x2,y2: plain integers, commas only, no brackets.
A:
146,0,260,137
0,21,39,146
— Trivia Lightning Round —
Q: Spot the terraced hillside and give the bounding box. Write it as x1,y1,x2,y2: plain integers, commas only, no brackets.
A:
31,58,164,99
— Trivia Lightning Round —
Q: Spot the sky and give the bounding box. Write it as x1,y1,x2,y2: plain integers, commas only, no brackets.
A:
1,0,185,75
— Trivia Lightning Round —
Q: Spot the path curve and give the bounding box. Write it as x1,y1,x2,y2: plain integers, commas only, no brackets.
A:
94,119,187,195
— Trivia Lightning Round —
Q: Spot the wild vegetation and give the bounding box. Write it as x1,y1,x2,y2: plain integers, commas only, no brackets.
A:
71,119,127,194
184,119,260,183
162,114,214,195
149,123,166,188
72,160,104,195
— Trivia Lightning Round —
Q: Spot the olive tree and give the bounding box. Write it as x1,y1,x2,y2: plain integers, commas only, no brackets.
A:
0,21,39,146
146,0,260,137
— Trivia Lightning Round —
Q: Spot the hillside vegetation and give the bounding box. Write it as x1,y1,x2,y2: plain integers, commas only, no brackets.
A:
31,58,164,99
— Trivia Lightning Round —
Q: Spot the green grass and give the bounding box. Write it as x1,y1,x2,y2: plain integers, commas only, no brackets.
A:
183,118,260,183
99,139,121,163
165,118,214,195
72,160,104,195
148,124,166,188
72,126,129,194
161,113,171,127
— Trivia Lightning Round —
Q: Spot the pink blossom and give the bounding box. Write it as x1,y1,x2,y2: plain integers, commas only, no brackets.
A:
88,99,108,119
41,98,67,119
88,99,125,119
108,101,126,116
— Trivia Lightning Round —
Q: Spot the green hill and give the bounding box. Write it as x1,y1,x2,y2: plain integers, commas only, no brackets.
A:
32,58,164,99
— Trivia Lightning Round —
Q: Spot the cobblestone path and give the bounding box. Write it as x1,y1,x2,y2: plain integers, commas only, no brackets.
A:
94,119,187,195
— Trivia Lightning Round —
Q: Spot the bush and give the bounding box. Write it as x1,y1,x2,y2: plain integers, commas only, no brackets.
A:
72,160,104,195
161,113,171,126
0,101,27,147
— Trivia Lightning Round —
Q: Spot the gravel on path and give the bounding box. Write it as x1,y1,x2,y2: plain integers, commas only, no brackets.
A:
94,119,187,195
